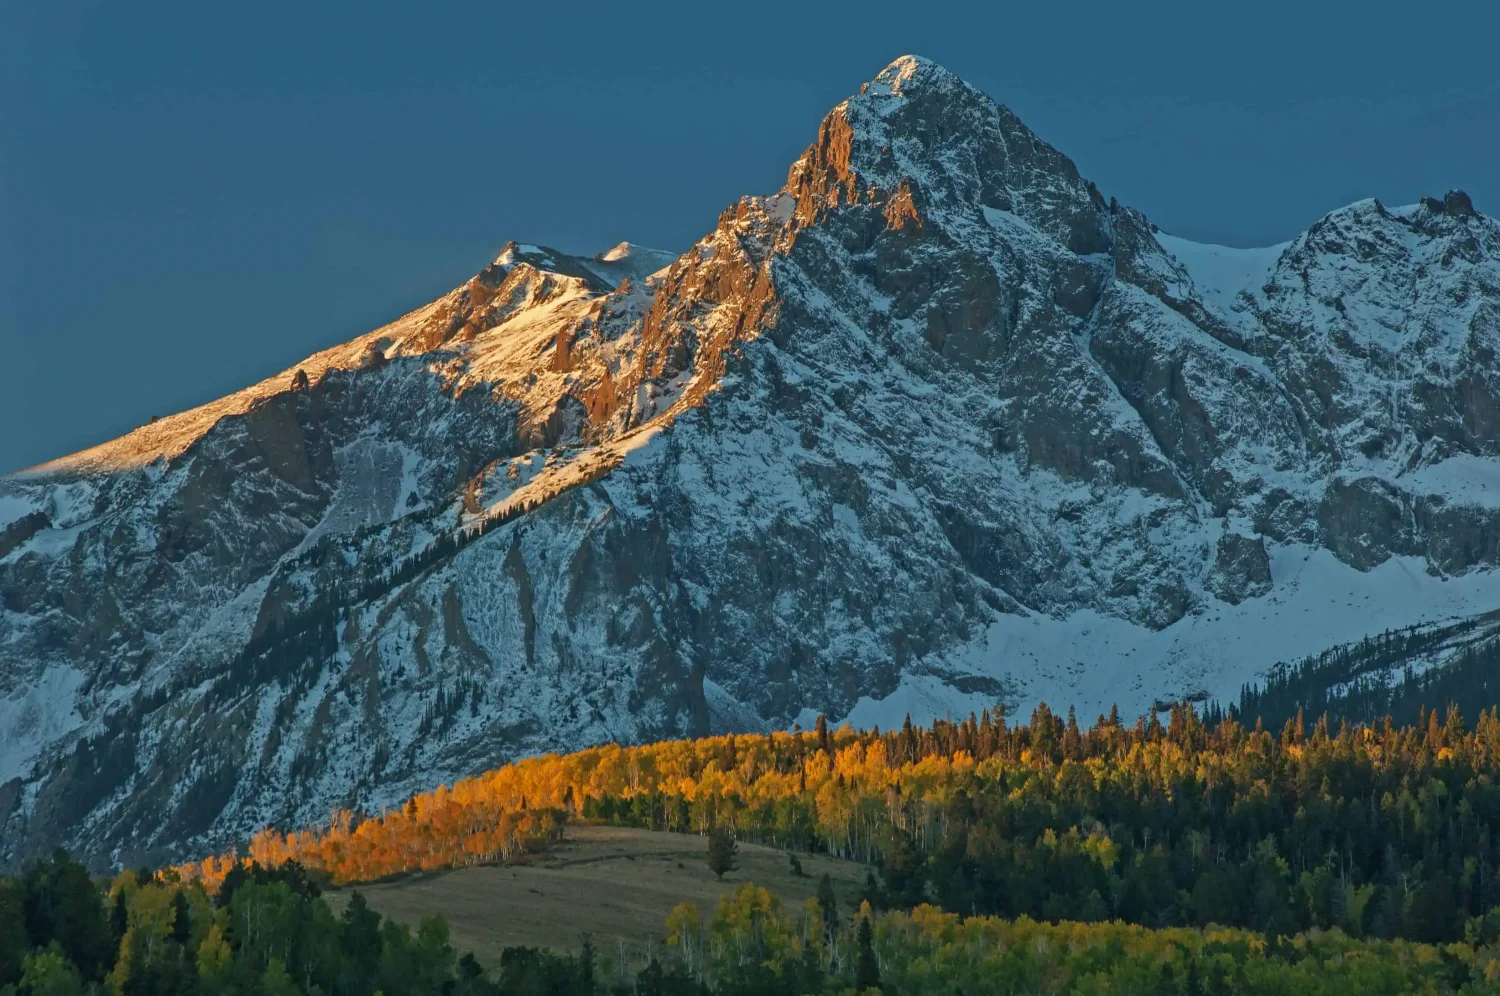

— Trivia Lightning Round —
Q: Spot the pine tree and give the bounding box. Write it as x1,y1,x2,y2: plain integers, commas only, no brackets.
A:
706,828,738,881
860,869,883,910
900,713,917,764
109,889,128,944
0,880,27,989
855,915,881,991
577,934,595,994
170,891,191,946
340,890,382,992
216,864,249,909
817,874,839,935
1063,706,1083,759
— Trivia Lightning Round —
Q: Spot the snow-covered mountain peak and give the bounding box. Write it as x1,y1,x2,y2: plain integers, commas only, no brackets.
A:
491,240,554,267
484,241,611,288
598,241,666,264
583,242,678,288
7,58,1500,871
864,54,961,96
485,239,679,294
784,54,1109,264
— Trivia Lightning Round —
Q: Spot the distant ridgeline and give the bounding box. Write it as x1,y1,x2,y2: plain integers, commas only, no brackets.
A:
1230,614,1500,729
161,705,1500,958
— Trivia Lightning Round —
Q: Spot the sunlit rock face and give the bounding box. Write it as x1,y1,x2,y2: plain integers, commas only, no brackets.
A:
5,55,1500,869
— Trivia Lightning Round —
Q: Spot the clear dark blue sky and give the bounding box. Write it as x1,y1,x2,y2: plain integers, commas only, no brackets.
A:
4,0,1497,473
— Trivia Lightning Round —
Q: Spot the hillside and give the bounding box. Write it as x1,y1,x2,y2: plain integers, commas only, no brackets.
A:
16,835,1500,995
168,706,1500,953
15,709,1500,991
325,825,869,965
5,55,1500,871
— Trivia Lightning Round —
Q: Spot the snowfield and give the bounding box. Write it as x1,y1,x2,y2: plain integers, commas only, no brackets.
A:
846,544,1500,730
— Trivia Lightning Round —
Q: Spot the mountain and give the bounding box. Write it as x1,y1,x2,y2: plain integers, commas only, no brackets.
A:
5,55,1500,870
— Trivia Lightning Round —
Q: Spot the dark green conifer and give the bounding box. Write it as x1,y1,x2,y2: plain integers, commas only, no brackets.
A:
855,915,881,991
706,828,737,881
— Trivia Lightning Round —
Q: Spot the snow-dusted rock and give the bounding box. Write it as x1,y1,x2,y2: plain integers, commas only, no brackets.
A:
5,55,1500,868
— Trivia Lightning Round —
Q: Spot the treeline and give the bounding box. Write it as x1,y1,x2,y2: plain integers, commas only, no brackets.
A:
1,849,490,995
1234,619,1500,729
576,707,1500,944
183,705,1500,948
18,851,1500,995
654,882,1500,994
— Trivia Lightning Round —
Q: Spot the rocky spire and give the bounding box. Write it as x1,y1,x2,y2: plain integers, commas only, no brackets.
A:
784,55,1111,256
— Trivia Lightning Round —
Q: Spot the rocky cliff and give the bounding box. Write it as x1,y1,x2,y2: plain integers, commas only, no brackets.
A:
5,56,1500,869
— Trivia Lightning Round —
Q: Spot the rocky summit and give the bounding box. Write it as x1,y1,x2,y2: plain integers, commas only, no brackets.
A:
5,56,1500,869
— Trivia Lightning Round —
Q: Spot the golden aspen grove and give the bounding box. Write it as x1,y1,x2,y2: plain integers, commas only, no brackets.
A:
178,702,1500,947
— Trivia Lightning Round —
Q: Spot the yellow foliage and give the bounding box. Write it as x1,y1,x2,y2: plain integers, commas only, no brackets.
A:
168,705,1500,895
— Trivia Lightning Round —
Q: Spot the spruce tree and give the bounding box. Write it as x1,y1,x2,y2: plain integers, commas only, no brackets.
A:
706,828,738,881
109,889,128,945
339,890,382,992
21,849,114,981
169,891,191,946
817,874,839,935
577,934,595,993
0,880,27,989
855,915,880,991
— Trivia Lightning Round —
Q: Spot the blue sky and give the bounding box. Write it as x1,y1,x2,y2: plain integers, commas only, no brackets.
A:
4,0,1497,472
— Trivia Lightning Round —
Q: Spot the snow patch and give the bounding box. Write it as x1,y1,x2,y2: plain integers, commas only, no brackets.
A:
1403,454,1500,508
0,665,85,783
839,674,1001,731
1155,232,1289,315
0,495,38,530
847,547,1500,727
